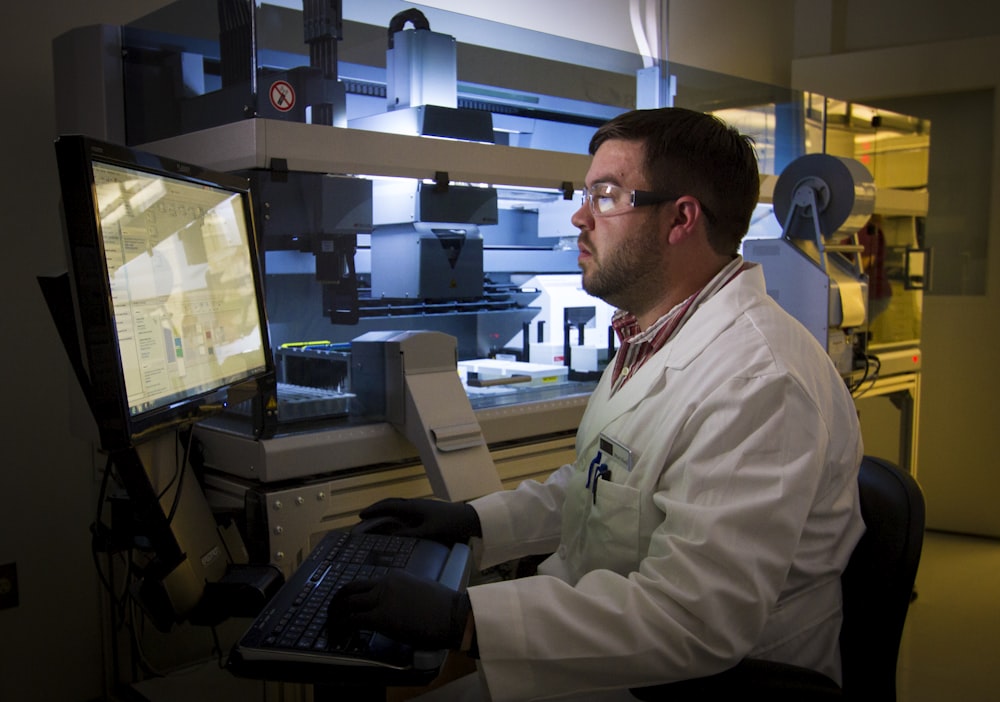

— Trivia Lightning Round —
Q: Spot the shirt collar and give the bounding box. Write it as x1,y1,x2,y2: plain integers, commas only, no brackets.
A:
611,255,747,342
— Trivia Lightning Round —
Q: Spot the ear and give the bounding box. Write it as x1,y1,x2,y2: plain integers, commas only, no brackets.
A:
665,195,706,245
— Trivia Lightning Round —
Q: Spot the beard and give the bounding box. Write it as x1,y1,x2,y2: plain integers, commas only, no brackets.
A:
580,226,662,310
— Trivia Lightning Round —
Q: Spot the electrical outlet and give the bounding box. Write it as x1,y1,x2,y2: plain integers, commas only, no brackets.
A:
0,562,18,610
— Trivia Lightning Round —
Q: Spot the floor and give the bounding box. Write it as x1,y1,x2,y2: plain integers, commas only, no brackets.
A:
897,530,1000,701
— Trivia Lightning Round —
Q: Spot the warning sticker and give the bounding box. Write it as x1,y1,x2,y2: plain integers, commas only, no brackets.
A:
269,80,295,113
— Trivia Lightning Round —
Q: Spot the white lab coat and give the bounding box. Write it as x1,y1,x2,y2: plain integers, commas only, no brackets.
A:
465,263,865,702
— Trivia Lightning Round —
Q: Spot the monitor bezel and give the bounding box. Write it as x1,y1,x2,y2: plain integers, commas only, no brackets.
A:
54,134,275,451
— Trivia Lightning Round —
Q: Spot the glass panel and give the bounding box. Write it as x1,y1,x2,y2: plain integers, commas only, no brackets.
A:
868,90,992,296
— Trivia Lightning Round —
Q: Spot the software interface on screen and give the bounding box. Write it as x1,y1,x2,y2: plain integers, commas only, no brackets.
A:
93,161,268,418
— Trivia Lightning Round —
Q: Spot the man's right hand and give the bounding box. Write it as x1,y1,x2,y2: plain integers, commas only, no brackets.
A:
357,497,481,546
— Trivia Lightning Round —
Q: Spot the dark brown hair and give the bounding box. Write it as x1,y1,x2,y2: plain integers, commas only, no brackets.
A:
590,107,760,255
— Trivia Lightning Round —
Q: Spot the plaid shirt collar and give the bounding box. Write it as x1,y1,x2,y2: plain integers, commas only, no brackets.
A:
608,256,748,394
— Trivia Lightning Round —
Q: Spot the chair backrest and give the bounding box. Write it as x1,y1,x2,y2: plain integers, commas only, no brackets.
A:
839,455,925,700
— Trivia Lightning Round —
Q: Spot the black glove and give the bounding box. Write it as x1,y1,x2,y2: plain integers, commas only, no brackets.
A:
358,497,481,546
327,569,472,651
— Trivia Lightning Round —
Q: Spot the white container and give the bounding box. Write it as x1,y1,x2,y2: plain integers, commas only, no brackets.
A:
458,358,568,388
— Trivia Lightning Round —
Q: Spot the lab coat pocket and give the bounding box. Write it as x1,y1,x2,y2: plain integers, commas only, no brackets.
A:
586,478,642,575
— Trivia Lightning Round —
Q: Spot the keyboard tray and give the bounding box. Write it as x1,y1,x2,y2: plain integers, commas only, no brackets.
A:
228,528,472,686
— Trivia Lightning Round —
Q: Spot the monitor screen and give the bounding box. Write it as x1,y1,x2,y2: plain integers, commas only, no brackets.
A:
55,135,274,450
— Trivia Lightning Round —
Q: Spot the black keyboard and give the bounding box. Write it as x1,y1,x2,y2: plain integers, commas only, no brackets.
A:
272,531,417,655
228,527,471,686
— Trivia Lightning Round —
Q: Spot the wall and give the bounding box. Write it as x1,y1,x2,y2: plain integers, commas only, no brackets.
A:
668,0,796,86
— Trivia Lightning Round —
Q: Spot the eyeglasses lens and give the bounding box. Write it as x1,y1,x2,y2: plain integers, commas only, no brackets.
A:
584,184,625,216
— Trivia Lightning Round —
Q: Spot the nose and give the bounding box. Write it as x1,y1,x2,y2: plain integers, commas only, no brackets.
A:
571,199,593,230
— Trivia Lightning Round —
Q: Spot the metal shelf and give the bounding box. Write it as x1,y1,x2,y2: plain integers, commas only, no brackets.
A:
144,117,593,191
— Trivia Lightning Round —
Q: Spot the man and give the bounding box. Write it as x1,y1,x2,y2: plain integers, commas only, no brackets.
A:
329,107,864,701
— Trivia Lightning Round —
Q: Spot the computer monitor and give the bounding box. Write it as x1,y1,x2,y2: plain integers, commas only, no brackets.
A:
54,134,274,451
52,134,279,629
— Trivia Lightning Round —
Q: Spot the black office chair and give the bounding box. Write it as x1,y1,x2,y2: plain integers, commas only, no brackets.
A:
631,455,926,701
